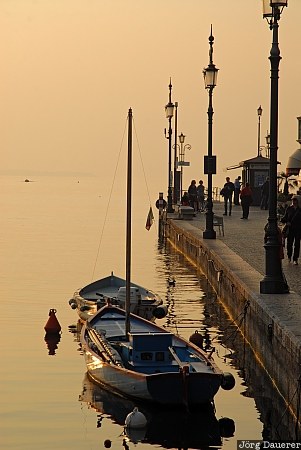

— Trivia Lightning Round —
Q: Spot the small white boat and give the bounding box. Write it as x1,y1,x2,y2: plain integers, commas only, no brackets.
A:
69,273,165,322
80,303,234,407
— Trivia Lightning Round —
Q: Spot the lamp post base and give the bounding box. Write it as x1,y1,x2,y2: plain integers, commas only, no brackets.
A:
203,209,216,239
203,229,216,239
260,278,289,294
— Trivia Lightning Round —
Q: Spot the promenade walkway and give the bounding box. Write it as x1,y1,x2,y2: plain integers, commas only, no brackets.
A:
167,201,301,424
189,201,300,296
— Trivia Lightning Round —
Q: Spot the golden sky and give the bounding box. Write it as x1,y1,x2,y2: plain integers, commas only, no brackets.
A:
1,0,300,193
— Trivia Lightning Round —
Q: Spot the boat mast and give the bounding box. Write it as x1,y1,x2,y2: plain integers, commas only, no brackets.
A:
125,108,132,337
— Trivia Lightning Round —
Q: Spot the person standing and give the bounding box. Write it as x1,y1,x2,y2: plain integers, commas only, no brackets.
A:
260,176,269,210
221,177,235,216
234,176,242,206
188,180,198,211
240,183,253,219
281,196,301,265
197,180,205,212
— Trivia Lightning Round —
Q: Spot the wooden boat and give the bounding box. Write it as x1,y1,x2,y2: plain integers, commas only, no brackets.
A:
81,303,234,406
80,108,234,407
69,272,165,322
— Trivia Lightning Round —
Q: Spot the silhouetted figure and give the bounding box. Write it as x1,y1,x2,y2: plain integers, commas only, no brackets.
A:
240,183,253,219
188,180,198,211
260,176,269,210
281,196,301,264
221,177,235,216
234,176,242,206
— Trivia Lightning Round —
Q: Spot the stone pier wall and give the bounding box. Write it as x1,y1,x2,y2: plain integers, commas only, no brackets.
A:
165,219,301,424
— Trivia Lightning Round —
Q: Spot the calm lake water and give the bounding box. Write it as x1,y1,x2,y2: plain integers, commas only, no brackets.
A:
0,175,295,449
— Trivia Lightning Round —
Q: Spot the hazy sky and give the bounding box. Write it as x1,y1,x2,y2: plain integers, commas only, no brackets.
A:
1,0,300,196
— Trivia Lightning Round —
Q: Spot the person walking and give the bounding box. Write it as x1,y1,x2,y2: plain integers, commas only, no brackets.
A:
197,180,205,212
234,176,242,206
188,180,198,212
221,177,235,216
260,176,269,210
281,196,301,265
240,183,253,219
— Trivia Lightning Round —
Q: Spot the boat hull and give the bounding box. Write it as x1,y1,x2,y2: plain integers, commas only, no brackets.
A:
81,305,224,407
84,353,221,405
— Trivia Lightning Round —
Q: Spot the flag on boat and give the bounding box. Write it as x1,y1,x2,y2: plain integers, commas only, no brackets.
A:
145,206,154,230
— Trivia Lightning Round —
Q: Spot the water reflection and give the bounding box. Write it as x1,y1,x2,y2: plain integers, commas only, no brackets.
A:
44,332,61,355
158,240,301,441
79,373,235,449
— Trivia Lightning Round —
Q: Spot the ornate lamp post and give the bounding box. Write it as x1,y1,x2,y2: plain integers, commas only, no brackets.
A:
203,27,218,240
178,132,191,198
173,102,179,204
257,105,263,156
165,79,175,213
260,0,289,294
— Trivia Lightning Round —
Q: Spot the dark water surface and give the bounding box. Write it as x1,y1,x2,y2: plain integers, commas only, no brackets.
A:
1,176,295,449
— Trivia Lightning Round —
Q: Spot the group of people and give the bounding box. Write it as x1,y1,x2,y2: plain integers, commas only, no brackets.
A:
182,180,206,212
220,176,301,265
180,175,301,265
221,176,253,219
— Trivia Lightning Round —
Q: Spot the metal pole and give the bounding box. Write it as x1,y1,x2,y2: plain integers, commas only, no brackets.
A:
260,6,288,294
126,108,133,336
167,81,174,213
258,111,262,156
173,102,178,204
203,86,216,239
180,141,183,199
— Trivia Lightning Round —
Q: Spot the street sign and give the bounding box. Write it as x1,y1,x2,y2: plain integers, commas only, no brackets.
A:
178,161,190,166
204,155,216,174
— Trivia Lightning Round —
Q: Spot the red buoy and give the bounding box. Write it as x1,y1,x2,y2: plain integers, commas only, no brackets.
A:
44,309,61,334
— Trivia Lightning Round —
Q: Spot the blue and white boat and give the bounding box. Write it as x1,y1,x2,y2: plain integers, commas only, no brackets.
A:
81,302,234,406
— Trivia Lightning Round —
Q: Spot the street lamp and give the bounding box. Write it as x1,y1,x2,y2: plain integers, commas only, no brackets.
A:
265,131,271,158
257,105,263,157
173,102,179,204
203,26,218,240
178,132,191,198
260,0,289,294
165,79,175,213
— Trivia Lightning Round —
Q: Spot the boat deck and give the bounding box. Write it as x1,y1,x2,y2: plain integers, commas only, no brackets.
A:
83,286,119,300
94,316,160,339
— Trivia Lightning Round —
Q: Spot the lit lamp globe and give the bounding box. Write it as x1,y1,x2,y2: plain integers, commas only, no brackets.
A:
165,102,174,119
203,64,218,89
179,133,185,144
262,0,288,18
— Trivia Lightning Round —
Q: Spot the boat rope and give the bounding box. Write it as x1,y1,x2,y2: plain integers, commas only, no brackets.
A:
91,118,128,281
